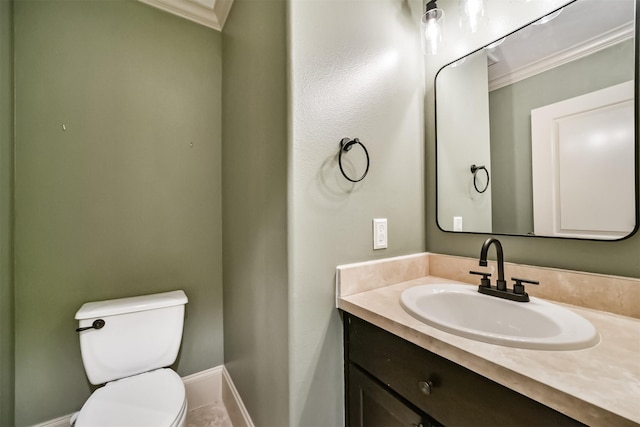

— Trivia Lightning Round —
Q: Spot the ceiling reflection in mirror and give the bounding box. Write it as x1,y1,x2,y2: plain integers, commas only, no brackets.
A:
435,0,637,240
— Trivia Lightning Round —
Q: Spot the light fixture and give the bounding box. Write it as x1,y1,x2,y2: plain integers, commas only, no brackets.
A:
450,57,467,68
459,0,484,33
422,0,444,55
532,8,563,26
484,37,506,51
483,37,506,64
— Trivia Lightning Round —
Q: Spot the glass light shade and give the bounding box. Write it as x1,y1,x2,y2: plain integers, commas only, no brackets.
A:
458,0,485,33
484,37,506,50
422,7,444,55
532,8,564,25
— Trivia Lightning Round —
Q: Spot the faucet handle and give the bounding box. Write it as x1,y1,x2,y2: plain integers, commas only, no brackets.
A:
470,270,491,288
511,277,539,295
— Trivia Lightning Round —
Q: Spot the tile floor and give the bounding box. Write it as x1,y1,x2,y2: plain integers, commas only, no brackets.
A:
186,402,233,427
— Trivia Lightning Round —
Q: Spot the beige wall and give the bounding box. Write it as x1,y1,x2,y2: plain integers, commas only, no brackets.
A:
221,0,290,425
13,1,224,425
288,0,425,423
426,0,640,278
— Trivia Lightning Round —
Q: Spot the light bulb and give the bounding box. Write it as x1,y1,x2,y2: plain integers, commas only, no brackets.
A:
532,8,563,25
424,17,442,55
463,0,483,17
459,0,484,33
421,3,444,56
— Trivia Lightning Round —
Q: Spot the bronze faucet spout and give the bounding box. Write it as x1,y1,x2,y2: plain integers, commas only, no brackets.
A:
479,237,507,291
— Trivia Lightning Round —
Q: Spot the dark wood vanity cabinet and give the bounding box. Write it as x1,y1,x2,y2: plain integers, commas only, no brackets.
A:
343,313,585,427
348,364,440,427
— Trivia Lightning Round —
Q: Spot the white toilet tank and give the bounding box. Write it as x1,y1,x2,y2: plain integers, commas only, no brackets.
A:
75,290,188,385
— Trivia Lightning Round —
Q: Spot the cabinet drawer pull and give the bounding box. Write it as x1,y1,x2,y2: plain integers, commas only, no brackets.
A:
418,380,433,396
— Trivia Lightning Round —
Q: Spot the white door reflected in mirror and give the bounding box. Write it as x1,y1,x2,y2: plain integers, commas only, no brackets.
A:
531,81,635,239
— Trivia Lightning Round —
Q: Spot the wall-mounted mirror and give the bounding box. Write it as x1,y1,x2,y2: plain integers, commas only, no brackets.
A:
435,0,638,240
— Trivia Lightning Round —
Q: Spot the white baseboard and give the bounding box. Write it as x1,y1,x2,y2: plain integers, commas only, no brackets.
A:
182,365,224,410
221,367,255,427
31,365,253,427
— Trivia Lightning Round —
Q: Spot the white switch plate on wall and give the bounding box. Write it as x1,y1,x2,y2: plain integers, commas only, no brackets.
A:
373,218,387,250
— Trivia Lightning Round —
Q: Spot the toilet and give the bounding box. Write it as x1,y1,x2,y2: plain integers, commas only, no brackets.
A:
72,290,189,427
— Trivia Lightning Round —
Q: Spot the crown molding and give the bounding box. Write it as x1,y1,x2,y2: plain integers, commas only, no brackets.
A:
489,22,634,91
138,0,233,31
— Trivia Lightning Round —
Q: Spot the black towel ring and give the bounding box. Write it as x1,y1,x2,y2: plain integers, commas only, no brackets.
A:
339,137,370,183
470,164,490,193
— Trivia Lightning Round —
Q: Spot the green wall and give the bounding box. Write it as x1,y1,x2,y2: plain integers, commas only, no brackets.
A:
13,1,223,424
288,0,425,424
222,1,426,425
490,40,634,234
0,0,15,425
437,49,492,232
221,0,290,425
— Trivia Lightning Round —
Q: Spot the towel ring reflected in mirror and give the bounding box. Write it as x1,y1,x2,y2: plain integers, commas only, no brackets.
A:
470,164,490,193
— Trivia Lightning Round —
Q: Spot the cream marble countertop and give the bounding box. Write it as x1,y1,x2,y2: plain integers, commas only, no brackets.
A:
338,275,640,427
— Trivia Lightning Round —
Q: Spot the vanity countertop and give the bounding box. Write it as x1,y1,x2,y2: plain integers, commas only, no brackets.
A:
338,275,640,427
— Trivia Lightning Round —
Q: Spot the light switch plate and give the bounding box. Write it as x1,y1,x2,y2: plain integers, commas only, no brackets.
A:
373,218,388,250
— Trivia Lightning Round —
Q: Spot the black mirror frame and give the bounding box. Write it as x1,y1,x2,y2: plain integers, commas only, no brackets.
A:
433,0,640,242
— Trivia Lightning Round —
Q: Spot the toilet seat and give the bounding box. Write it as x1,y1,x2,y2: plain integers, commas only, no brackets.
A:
74,368,186,427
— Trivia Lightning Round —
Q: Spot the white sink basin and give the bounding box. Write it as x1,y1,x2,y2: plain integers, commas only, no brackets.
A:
400,284,599,350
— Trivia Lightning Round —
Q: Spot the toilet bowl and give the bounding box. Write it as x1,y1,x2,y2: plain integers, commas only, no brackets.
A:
73,291,189,427
73,369,187,427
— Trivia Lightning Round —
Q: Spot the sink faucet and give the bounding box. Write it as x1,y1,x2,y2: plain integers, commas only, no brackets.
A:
479,237,507,291
470,237,539,302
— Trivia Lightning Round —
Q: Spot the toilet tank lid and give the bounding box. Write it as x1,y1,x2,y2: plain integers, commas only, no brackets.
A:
75,290,188,320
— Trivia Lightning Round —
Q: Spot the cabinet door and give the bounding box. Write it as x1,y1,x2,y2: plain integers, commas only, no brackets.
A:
345,313,584,427
348,363,437,427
